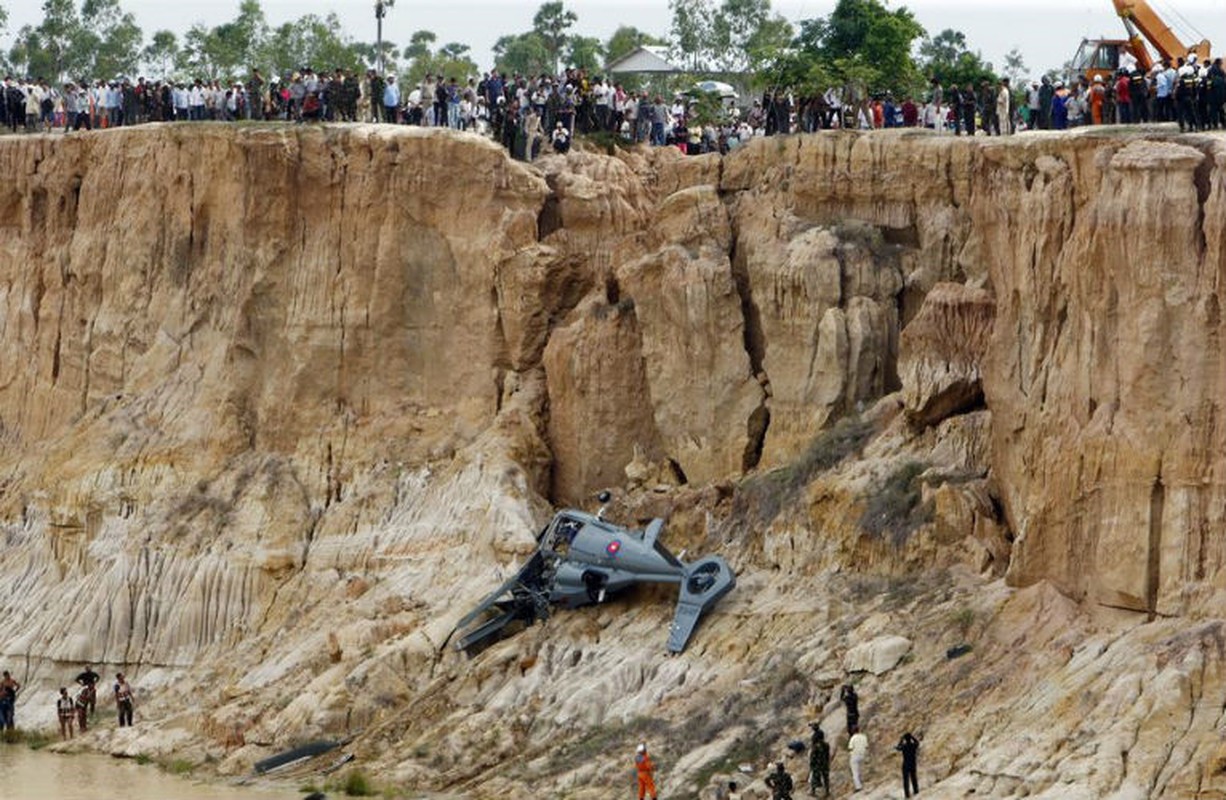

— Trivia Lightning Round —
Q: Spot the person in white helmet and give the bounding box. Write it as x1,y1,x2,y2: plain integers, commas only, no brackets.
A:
635,742,657,800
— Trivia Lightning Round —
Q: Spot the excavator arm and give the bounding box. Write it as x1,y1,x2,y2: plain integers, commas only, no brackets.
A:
1112,0,1211,64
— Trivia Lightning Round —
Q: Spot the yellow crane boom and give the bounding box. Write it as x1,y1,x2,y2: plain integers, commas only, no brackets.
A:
1112,0,1211,64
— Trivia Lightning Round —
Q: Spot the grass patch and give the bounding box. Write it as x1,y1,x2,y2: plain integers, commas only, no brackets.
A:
859,460,932,546
134,753,153,765
578,130,627,155
737,415,876,524
950,607,976,638
4,728,54,749
300,784,322,794
162,758,195,775
342,769,376,796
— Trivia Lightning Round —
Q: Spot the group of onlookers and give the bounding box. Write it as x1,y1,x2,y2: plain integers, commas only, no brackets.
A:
0,664,135,740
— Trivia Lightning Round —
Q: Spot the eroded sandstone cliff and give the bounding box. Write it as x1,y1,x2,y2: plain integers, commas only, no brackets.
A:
1,124,1225,799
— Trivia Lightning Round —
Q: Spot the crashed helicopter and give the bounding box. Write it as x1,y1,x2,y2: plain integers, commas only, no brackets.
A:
451,494,735,655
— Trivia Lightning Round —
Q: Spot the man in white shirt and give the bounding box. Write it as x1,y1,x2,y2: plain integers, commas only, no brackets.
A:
848,726,868,791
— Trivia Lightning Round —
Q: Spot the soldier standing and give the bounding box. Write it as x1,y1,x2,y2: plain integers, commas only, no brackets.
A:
808,723,830,796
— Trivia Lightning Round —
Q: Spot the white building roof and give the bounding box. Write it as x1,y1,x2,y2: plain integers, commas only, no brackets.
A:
606,46,684,74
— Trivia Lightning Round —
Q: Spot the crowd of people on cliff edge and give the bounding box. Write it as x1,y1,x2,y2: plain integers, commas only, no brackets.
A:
0,664,135,740
1019,54,1225,132
3,48,1222,158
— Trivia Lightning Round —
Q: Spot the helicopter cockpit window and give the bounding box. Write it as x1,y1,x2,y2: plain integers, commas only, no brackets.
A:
547,516,584,555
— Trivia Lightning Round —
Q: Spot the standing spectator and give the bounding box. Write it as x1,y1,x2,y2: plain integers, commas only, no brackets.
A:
382,75,400,124
1038,76,1054,128
56,687,75,740
1115,69,1132,123
114,673,135,727
997,78,1014,134
0,670,18,730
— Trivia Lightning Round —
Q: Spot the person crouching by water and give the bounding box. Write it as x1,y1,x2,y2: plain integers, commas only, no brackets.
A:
114,673,134,727
56,687,75,739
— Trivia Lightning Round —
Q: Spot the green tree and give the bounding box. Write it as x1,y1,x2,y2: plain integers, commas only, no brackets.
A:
79,0,143,78
918,28,995,88
566,35,603,72
260,13,363,78
141,29,179,78
532,1,577,73
18,0,84,81
668,0,711,70
403,29,435,61
766,0,925,96
1001,46,1027,85
493,31,551,77
604,25,664,66
400,34,478,84
669,0,790,75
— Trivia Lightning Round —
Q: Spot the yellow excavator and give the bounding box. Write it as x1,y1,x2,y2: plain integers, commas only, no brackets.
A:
1070,0,1215,83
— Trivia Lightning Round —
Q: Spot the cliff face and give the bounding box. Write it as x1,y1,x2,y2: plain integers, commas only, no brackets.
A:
2,125,1226,799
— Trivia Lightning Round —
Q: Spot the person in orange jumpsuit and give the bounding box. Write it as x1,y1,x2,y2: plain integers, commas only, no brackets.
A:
1090,75,1106,125
635,742,658,800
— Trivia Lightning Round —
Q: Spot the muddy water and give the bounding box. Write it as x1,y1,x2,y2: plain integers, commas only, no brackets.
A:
0,746,301,799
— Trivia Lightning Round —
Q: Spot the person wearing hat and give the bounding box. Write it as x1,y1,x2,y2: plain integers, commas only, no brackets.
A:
764,760,794,800
1089,73,1106,125
808,722,830,796
634,742,657,800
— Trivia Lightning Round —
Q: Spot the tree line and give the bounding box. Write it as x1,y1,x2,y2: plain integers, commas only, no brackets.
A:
1,0,1029,99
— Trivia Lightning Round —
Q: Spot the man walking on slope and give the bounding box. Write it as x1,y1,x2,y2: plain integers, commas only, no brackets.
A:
848,725,868,792
635,742,658,800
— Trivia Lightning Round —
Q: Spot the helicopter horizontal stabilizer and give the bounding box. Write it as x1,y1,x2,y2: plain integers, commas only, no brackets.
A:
667,555,736,653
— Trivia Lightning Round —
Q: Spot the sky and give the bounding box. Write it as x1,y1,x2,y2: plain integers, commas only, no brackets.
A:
3,0,1224,79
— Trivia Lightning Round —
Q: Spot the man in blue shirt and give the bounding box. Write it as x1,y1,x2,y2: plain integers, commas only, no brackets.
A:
382,75,400,123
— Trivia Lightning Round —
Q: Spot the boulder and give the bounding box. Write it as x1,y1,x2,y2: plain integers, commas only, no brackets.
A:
844,635,913,675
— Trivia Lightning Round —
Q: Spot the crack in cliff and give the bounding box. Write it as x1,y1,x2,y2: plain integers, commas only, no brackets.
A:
728,221,771,472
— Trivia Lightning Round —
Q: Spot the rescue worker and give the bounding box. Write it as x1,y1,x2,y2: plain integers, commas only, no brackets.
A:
848,725,869,792
839,684,860,731
114,673,134,727
764,761,793,800
808,723,830,797
56,687,75,739
75,663,100,715
635,742,658,800
896,732,920,798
